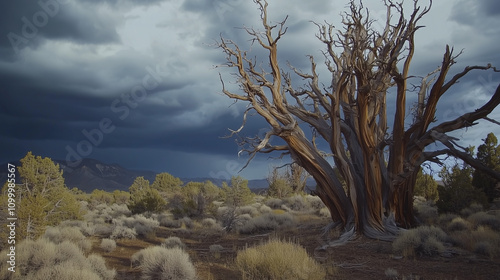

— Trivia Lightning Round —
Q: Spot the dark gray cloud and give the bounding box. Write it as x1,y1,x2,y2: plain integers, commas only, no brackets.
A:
0,0,499,180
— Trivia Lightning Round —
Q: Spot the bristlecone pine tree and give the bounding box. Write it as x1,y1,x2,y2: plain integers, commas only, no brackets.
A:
217,0,500,240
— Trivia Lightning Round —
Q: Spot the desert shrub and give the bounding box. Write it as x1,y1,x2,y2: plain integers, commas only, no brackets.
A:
94,223,114,237
319,207,331,218
58,220,96,237
437,164,488,213
201,218,224,233
43,226,92,253
238,212,295,234
100,238,117,253
159,215,182,228
110,225,137,239
162,237,186,250
305,195,325,210
236,239,325,280
209,244,224,259
447,217,471,232
128,177,167,214
413,199,438,224
217,207,244,232
284,195,311,211
392,226,448,257
236,205,260,217
265,198,284,209
131,246,196,280
209,244,224,253
0,238,115,280
437,213,459,228
280,204,292,212
259,204,272,214
201,218,217,228
384,268,399,279
114,214,160,236
467,212,500,231
180,216,194,229
460,202,484,217
109,203,132,217
450,226,500,257
87,254,117,280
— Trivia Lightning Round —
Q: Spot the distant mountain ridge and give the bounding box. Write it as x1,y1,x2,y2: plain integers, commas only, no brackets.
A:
0,158,277,193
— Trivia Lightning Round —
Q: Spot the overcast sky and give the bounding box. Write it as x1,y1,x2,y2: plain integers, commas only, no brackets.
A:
1,0,499,180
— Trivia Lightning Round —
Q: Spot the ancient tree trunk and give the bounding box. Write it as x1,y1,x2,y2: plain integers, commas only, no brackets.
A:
218,0,500,239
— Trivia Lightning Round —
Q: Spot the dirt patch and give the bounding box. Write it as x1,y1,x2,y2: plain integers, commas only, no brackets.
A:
93,216,500,280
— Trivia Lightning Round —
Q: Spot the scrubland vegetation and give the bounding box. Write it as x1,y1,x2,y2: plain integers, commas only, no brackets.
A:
1,136,500,279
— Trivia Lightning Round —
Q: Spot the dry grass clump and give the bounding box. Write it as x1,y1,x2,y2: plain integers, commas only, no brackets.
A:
0,238,115,280
467,212,500,231
235,239,325,280
450,226,500,258
130,246,196,280
447,217,471,232
43,226,92,253
319,207,331,218
162,236,186,250
392,226,448,257
238,212,295,234
100,238,117,253
437,213,459,228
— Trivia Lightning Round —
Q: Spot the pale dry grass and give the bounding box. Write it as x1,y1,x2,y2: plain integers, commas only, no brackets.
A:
235,239,325,280
392,226,448,257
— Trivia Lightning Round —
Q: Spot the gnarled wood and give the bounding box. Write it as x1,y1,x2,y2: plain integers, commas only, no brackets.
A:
217,0,500,239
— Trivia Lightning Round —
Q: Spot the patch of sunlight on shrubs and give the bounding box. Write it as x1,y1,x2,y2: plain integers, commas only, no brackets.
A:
235,239,325,280
130,246,196,280
100,238,117,253
0,238,115,280
392,226,448,257
237,212,295,234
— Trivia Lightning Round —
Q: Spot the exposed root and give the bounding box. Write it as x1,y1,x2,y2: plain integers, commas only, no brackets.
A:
318,227,356,249
318,214,405,250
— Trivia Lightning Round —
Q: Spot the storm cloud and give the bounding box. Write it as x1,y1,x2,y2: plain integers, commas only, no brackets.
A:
1,0,499,179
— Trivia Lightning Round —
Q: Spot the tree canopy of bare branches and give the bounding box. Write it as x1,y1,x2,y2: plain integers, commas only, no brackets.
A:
217,0,500,240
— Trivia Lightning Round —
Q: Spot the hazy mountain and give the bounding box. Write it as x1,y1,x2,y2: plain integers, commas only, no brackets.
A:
56,158,157,193
0,158,278,193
